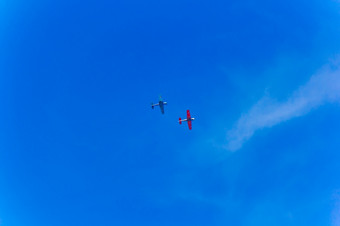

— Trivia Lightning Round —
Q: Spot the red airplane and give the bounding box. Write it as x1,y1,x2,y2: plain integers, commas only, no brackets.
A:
179,110,195,130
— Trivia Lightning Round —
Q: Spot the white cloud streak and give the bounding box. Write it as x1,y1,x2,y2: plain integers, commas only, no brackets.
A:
227,59,340,151
332,190,340,226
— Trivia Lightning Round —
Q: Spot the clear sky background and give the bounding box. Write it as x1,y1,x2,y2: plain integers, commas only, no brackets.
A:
1,0,340,225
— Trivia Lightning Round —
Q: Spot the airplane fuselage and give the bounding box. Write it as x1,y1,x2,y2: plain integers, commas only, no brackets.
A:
179,110,194,130
151,96,167,114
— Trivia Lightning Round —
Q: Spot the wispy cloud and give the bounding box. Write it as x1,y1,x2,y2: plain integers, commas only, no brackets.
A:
332,190,340,226
226,59,340,151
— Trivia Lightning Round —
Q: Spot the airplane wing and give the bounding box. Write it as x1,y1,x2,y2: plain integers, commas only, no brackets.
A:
187,120,192,130
187,110,191,118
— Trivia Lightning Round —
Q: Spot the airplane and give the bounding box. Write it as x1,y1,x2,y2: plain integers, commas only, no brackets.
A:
151,96,167,114
179,110,195,130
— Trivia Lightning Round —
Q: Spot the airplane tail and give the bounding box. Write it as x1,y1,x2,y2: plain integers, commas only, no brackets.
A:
179,117,182,124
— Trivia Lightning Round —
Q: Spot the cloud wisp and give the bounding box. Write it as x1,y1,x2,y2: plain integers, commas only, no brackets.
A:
332,190,340,226
226,60,340,151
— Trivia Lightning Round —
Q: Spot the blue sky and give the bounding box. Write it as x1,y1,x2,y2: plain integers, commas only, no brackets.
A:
1,0,340,225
